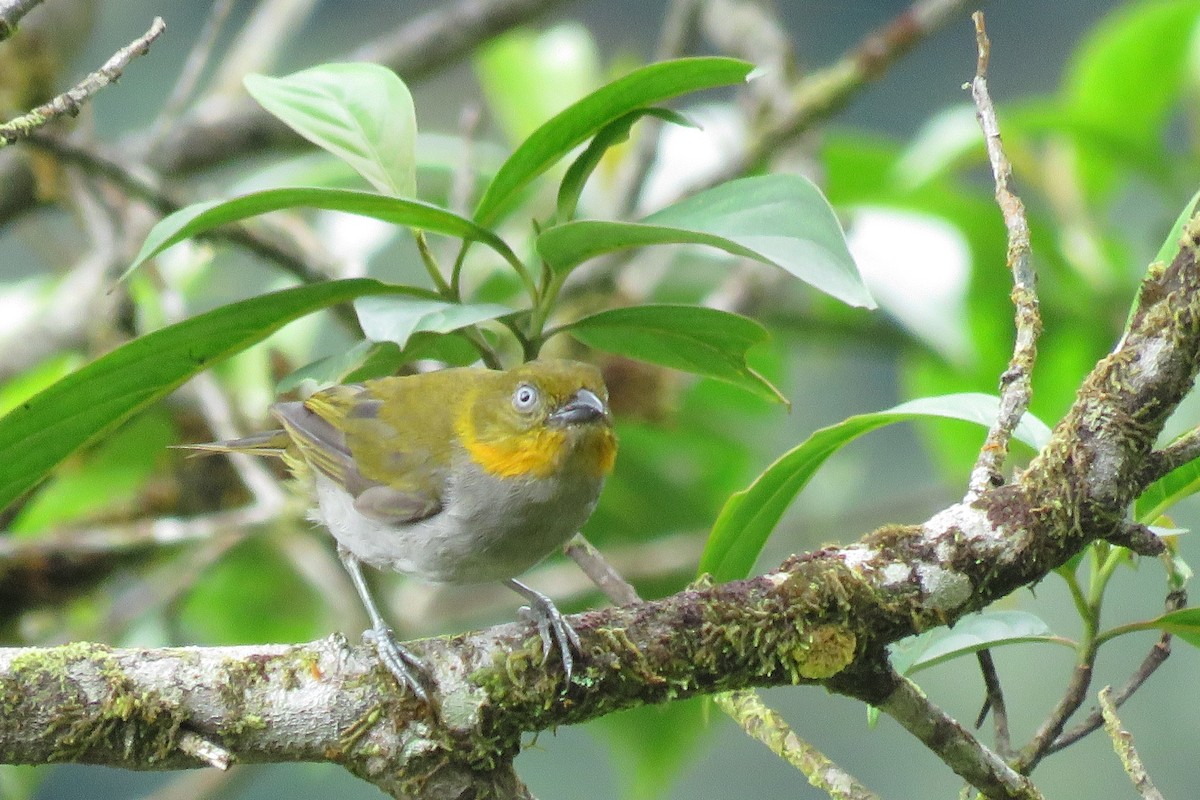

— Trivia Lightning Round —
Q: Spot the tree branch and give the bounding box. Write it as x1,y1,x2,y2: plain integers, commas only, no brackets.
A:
0,0,44,42
0,17,165,146
5,212,1200,791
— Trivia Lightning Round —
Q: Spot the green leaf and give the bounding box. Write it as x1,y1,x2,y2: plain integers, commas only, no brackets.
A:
473,56,752,226
1137,453,1200,524
699,393,1052,582
1146,606,1200,648
0,279,408,513
126,187,521,279
1153,186,1200,267
354,295,513,350
558,304,784,403
556,107,696,222
888,611,1066,675
244,63,417,196
11,411,176,536
538,174,875,308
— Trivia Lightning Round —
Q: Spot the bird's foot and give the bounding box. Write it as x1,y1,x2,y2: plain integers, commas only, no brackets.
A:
362,626,431,703
511,579,582,683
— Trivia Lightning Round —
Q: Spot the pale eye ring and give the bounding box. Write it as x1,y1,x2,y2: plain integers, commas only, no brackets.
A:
512,383,539,412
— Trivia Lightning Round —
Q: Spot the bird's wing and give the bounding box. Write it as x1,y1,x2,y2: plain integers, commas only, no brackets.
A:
276,385,445,526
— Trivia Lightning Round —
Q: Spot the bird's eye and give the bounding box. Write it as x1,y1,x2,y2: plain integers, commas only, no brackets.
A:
512,383,539,412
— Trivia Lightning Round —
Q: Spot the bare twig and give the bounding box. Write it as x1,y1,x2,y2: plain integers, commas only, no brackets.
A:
878,673,1043,799
1049,590,1185,754
564,532,639,605
966,10,1040,495
612,0,702,217
209,0,319,96
1099,686,1165,800
0,0,44,41
147,0,237,147
699,0,976,191
1139,424,1200,487
974,649,1012,757
24,132,340,288
714,689,879,800
0,17,166,146
176,731,232,771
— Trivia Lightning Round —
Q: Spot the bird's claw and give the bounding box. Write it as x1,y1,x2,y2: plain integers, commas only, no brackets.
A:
362,625,430,703
513,580,582,684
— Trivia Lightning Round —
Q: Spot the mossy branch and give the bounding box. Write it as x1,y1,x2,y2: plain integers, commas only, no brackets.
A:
6,211,1200,797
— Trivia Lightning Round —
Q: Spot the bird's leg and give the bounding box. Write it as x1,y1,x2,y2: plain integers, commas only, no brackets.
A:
339,548,430,703
509,578,582,683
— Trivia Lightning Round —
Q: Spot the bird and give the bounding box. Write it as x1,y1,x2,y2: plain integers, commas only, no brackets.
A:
186,359,617,703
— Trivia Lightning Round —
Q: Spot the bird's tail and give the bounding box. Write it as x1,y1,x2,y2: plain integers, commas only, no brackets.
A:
174,430,291,457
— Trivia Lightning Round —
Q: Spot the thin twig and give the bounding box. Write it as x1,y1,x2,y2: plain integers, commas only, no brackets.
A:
564,533,639,605
24,132,343,290
0,0,44,41
1017,641,1099,773
1138,424,1200,487
698,0,975,192
612,0,702,217
714,689,879,800
176,730,233,770
1098,686,1165,800
0,17,167,146
1049,590,1185,754
974,649,1012,758
879,673,1044,799
209,0,319,96
966,10,1040,496
147,0,237,147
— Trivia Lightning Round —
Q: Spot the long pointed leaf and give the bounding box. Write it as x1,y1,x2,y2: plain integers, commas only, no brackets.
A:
699,393,1052,582
126,187,520,279
538,174,875,308
244,63,418,197
473,57,752,226
0,279,411,512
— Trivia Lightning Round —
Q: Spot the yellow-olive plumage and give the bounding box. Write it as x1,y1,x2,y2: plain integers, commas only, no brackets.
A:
191,359,616,702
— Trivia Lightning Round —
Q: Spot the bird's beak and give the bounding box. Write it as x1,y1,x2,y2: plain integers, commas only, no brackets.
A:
549,388,609,426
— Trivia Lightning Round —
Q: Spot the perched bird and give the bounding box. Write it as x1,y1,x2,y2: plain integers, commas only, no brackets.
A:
188,359,617,702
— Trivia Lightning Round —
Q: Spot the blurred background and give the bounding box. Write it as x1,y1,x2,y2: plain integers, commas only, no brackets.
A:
5,1,1200,798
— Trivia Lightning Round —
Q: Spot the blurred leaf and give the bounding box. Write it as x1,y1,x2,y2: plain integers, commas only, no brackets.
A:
1137,453,1200,523
889,611,1066,675
474,22,601,146
1062,0,1200,196
473,56,753,226
560,305,784,403
0,765,41,800
0,279,409,513
556,107,695,222
244,62,417,197
700,393,1052,583
0,351,84,417
895,104,982,189
590,697,710,800
539,174,874,308
179,535,323,645
354,296,512,350
1145,606,1200,648
11,410,175,536
125,187,521,280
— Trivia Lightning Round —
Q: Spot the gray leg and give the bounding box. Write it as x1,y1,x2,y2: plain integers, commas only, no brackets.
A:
339,549,429,703
509,578,582,683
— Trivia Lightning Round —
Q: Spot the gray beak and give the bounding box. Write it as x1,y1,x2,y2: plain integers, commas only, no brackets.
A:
549,388,609,426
